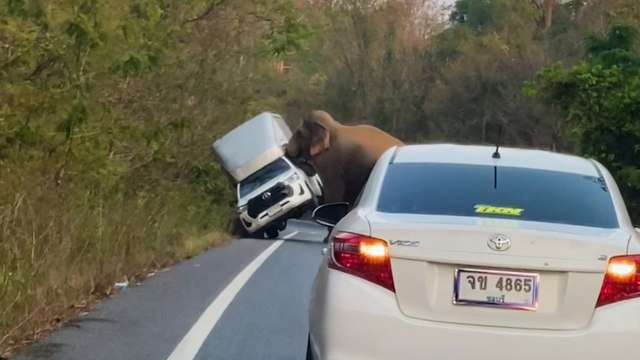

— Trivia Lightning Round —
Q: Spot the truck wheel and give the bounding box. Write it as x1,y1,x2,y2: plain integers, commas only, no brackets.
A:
265,227,279,239
231,218,249,238
277,220,287,231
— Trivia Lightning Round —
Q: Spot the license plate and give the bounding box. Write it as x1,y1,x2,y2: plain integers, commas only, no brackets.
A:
453,268,539,310
267,206,283,217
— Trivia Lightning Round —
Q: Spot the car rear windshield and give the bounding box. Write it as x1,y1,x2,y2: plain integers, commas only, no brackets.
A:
238,157,291,198
376,162,619,229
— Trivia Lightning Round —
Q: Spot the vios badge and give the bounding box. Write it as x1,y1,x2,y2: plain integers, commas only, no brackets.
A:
261,192,271,200
487,234,511,251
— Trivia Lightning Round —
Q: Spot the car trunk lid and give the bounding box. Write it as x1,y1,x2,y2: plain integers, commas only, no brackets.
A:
367,213,629,330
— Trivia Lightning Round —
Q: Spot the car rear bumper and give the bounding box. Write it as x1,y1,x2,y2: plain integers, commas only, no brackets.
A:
308,265,640,360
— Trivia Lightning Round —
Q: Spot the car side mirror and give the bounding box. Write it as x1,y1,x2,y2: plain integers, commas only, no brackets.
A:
312,202,350,228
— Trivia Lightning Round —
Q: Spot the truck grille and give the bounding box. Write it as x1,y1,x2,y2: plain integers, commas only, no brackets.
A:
247,183,292,218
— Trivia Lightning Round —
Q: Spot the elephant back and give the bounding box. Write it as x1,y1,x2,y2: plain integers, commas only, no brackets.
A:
338,126,402,205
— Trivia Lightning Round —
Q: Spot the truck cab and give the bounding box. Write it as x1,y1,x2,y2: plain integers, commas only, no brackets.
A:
237,156,322,238
212,112,323,239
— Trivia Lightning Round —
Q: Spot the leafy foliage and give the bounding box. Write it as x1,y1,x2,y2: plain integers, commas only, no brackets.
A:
0,0,313,353
2,0,640,354
526,23,640,223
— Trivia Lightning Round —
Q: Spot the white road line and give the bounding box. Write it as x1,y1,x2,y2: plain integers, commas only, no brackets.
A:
166,231,299,360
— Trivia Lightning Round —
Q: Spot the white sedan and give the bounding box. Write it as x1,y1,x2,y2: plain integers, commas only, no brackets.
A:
305,143,640,360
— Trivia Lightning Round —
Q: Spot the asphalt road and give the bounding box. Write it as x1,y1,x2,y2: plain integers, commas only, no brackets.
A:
10,220,328,360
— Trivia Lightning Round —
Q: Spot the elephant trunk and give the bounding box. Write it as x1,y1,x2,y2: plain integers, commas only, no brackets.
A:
284,138,300,159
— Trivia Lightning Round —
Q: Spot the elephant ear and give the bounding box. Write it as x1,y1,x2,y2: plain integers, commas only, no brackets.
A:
308,121,330,156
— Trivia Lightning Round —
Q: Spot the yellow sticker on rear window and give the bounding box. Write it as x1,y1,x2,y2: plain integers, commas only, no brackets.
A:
474,204,524,216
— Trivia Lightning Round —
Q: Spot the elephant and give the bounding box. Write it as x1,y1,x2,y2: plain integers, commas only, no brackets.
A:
284,110,404,208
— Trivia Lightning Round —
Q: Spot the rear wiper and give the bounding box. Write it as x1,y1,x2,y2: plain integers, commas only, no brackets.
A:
491,124,502,190
494,165,498,189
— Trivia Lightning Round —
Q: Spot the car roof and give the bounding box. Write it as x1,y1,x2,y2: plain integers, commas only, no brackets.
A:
391,143,600,177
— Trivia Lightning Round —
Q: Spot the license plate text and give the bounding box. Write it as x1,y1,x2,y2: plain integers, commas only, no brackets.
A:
453,269,539,310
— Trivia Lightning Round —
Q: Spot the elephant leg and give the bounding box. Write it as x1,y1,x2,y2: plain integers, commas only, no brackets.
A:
318,171,346,205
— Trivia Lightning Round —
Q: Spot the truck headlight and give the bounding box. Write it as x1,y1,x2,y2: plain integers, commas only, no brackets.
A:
284,172,300,185
237,204,248,213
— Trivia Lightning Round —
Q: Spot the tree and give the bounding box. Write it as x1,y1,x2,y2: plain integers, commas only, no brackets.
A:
0,0,317,353
526,23,640,223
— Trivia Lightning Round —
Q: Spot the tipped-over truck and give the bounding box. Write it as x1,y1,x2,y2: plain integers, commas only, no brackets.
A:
212,112,323,239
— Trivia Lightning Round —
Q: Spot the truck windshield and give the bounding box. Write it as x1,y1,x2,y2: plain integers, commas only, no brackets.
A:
238,158,292,198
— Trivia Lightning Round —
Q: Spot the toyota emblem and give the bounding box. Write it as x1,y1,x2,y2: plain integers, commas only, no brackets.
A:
487,234,511,251
261,192,271,200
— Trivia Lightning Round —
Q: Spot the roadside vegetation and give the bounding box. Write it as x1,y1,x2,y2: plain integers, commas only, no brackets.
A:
1,0,639,355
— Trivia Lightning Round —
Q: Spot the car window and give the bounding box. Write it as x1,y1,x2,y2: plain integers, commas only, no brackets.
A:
376,162,619,229
239,157,291,198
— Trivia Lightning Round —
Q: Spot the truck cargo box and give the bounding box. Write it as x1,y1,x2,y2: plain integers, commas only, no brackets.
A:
212,112,293,183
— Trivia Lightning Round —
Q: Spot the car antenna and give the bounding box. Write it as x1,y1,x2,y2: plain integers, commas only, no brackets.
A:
491,124,502,189
492,124,502,159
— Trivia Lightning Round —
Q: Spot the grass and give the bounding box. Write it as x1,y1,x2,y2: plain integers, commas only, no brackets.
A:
0,164,234,357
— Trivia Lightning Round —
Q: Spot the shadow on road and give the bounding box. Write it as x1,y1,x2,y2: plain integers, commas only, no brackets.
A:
12,343,64,360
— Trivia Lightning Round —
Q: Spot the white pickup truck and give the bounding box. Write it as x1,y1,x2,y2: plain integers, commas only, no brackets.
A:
212,112,323,239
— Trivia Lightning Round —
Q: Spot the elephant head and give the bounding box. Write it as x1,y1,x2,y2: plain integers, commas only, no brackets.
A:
285,110,338,161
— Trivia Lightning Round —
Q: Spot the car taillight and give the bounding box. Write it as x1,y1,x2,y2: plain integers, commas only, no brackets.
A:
327,231,395,292
596,255,640,307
